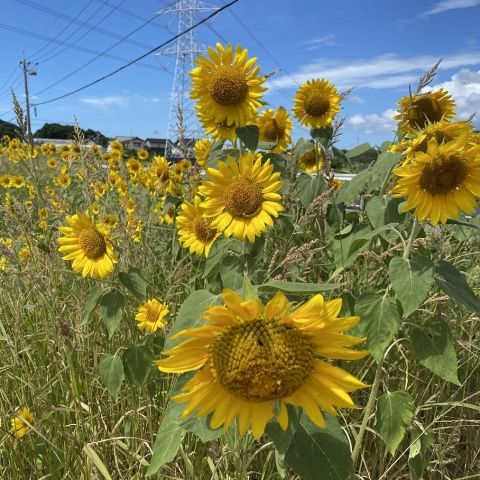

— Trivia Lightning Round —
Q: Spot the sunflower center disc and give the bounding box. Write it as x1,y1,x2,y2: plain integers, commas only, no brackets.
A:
262,119,285,142
210,319,314,402
408,95,443,129
209,65,249,106
419,155,468,195
78,228,107,259
192,216,217,242
146,307,159,324
304,93,330,117
223,176,264,217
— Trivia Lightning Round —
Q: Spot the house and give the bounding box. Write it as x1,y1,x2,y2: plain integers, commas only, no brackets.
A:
144,138,168,155
114,136,145,151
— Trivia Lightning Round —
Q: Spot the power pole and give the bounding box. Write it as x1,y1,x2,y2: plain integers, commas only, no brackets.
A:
20,55,37,146
154,1,219,159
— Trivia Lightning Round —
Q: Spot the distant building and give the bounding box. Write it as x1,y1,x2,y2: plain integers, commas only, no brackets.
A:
145,138,167,156
114,136,145,151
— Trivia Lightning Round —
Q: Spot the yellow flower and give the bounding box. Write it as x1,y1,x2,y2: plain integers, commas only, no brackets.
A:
126,157,142,176
177,196,219,257
57,212,117,278
329,178,343,193
257,106,293,152
110,140,123,151
197,110,239,142
102,214,119,229
160,206,176,225
91,202,100,215
199,152,283,242
137,149,149,160
293,79,342,128
47,157,57,169
298,145,326,174
0,175,11,188
11,176,26,188
194,139,213,168
18,246,31,261
135,299,169,334
155,289,368,439
38,219,48,230
10,407,34,438
394,89,455,133
392,137,480,225
191,43,266,126
125,197,136,214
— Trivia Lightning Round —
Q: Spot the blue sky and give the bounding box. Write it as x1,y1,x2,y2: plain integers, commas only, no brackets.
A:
0,0,479,149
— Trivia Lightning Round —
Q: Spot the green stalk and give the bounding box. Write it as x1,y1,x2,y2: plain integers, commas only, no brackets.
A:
403,217,420,260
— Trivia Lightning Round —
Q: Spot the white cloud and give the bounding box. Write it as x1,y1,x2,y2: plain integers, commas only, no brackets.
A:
301,34,338,50
270,51,480,90
347,95,365,104
423,0,480,16
346,109,397,135
424,69,480,123
80,94,163,108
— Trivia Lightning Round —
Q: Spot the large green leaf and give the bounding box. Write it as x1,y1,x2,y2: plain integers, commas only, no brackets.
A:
81,286,103,325
146,399,186,476
99,354,124,400
374,391,414,455
310,126,333,147
336,170,372,204
370,151,402,179
99,290,125,338
257,280,340,296
236,125,259,151
410,318,460,385
118,268,147,301
389,255,434,317
283,413,356,480
220,255,244,290
434,260,480,314
297,173,326,208
206,140,226,167
165,290,218,349
203,237,232,277
122,345,154,386
354,292,402,362
345,142,372,159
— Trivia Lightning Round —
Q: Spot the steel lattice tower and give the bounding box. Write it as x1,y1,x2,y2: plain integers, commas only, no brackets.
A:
156,1,218,158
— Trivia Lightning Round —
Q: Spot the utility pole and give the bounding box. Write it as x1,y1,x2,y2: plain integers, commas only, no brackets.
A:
20,55,37,147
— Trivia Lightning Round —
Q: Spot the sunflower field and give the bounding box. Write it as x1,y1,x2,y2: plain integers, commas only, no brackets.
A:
1,43,480,479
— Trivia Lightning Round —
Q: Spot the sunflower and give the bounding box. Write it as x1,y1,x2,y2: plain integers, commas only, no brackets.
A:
394,89,455,133
0,175,11,188
199,152,284,243
155,289,368,439
137,149,149,161
135,299,169,334
177,196,219,257
57,212,117,278
10,406,34,438
11,176,26,188
293,79,342,128
197,110,239,142
194,139,213,168
392,137,480,225
257,107,293,152
126,157,142,175
191,43,266,126
47,157,58,169
298,145,326,174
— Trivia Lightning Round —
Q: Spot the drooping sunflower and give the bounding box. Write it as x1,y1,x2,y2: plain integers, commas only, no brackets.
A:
57,212,117,278
392,137,480,225
10,406,33,438
293,79,343,128
394,89,455,133
194,139,213,168
155,289,368,439
199,152,284,242
298,145,326,174
191,43,266,126
257,107,293,152
177,196,219,257
135,299,169,334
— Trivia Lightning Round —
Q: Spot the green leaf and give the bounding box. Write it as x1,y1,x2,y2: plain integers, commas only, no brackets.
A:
146,399,186,476
236,125,259,151
180,415,223,442
374,391,414,455
434,260,480,314
83,445,113,480
336,169,372,204
345,142,372,158
220,255,244,291
294,138,314,162
257,140,277,150
283,413,356,480
266,405,302,457
204,237,232,277
297,173,326,208
310,126,333,147
206,140,226,167
99,354,124,400
81,286,103,325
99,290,125,339
410,318,460,385
389,255,434,317
354,292,402,362
119,268,147,301
122,345,154,386
242,273,258,300
370,151,402,179
366,196,405,237
257,280,340,296
166,290,217,349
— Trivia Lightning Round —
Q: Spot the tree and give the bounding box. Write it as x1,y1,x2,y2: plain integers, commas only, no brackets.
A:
34,123,109,147
0,119,19,138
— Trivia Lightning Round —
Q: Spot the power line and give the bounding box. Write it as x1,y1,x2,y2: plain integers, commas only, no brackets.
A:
31,0,239,108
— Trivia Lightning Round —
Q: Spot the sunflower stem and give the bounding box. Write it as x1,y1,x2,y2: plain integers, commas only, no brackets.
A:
352,353,385,466
403,217,420,260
